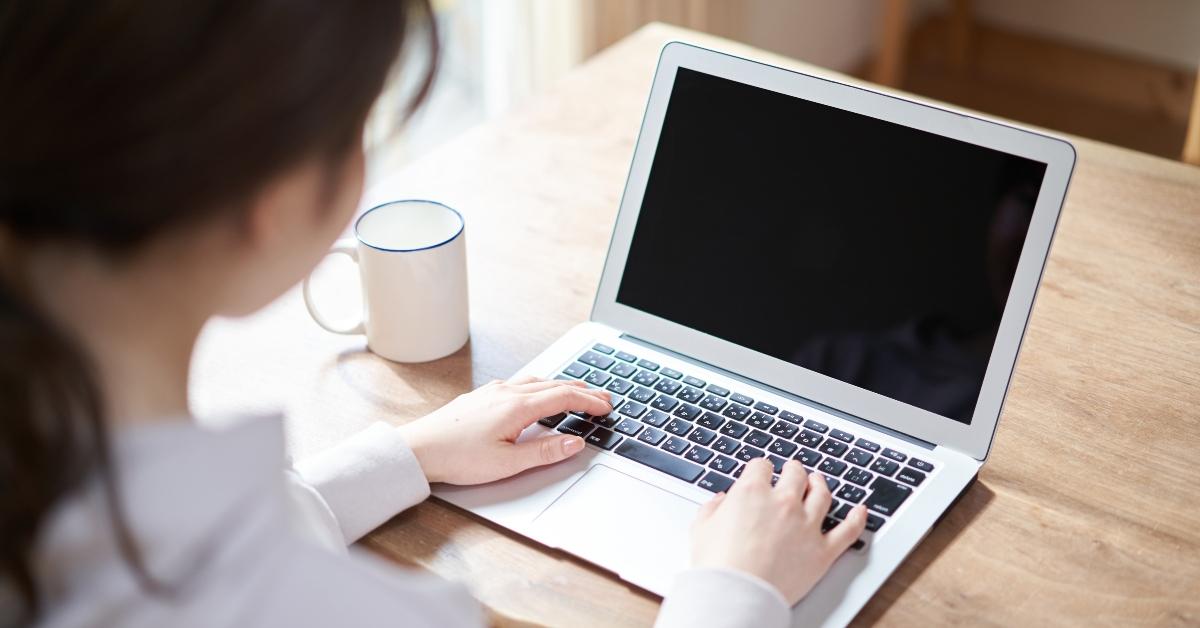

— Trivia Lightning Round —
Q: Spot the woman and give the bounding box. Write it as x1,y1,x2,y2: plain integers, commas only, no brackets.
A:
0,1,867,626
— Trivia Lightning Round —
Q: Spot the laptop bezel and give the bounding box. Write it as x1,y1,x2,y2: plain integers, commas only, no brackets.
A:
590,41,1074,461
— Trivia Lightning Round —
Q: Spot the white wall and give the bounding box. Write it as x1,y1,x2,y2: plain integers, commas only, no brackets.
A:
742,0,885,73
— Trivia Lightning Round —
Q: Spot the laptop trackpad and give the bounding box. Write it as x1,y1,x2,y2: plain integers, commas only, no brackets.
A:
530,464,699,595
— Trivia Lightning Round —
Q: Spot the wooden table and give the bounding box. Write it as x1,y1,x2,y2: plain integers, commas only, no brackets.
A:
192,24,1200,627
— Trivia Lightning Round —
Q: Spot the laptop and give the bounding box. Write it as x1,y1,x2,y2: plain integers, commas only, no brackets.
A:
435,41,1074,626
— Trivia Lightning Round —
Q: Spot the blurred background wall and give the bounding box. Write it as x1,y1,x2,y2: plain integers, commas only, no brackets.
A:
367,0,1200,183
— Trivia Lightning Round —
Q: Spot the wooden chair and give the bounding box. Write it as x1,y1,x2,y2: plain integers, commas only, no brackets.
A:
1185,64,1200,166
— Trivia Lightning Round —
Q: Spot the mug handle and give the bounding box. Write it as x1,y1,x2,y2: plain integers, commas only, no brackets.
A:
303,238,366,335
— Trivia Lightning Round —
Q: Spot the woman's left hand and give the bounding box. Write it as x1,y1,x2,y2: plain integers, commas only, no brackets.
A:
398,376,612,485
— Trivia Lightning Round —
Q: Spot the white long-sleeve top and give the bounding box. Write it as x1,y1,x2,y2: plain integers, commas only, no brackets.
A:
31,415,790,627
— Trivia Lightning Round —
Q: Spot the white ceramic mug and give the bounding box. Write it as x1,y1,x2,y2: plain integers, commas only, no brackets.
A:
303,200,469,363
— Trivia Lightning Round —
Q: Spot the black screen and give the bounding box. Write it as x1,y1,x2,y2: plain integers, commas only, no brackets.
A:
616,68,1046,424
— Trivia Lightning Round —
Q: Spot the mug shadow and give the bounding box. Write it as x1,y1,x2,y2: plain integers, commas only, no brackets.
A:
330,339,476,419
850,478,997,625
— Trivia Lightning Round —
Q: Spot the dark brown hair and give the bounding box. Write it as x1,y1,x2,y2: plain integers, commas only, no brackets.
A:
0,0,436,619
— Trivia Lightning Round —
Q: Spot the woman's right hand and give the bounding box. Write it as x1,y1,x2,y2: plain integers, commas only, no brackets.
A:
689,457,868,605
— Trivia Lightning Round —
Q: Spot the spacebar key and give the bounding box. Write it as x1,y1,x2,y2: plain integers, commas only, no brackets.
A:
614,440,704,483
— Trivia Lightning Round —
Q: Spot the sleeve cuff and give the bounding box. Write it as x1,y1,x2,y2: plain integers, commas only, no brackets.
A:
655,567,791,628
294,422,431,544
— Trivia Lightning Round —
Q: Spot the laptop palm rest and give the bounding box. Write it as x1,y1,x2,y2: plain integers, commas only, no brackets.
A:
529,464,699,595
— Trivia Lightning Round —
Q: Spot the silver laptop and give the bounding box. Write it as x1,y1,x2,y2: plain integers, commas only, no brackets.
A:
436,42,1074,626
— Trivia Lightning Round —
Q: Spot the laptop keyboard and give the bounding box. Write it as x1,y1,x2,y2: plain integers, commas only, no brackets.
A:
539,343,937,546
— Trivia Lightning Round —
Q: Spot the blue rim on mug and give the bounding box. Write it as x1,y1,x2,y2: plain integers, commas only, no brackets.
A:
353,199,465,253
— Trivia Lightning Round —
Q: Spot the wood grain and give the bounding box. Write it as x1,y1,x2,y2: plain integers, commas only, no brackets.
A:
191,24,1200,627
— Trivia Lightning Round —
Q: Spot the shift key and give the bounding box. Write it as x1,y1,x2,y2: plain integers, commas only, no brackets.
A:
614,440,704,483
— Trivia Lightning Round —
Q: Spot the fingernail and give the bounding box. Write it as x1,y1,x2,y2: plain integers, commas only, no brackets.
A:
562,437,584,455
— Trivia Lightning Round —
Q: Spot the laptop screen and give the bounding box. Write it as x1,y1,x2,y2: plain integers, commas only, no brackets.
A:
616,68,1047,425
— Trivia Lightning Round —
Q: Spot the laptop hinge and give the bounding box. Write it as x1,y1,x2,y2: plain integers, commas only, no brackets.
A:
619,333,937,451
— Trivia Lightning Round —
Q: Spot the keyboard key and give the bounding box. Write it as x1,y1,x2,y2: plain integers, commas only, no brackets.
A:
895,467,926,487
654,379,682,395
637,427,667,446
641,409,670,427
734,445,765,462
746,412,774,429
614,439,703,483
563,362,590,378
661,436,690,455
615,351,638,363
796,430,824,447
870,458,900,477
778,410,803,424
651,395,679,412
819,458,848,476
578,351,614,370
618,401,646,419
833,503,853,520
614,419,643,436
718,421,749,438
554,374,571,381
698,471,734,493
699,395,728,412
803,419,829,433
706,384,730,397
766,454,788,474
836,485,867,503
845,448,874,467
709,455,738,474
821,517,839,533
586,428,622,450
672,403,702,422
590,412,619,428
686,427,717,445
768,421,798,439
632,370,659,386
908,458,935,472
660,367,683,380
865,477,913,516
712,435,740,454
882,448,907,463
844,466,873,486
830,429,855,444
591,343,614,355
611,362,637,378
753,401,778,415
685,446,714,465
828,498,841,515
664,418,692,436
865,513,885,532
768,439,798,457
636,359,660,371
732,465,745,478
583,371,611,387
606,378,634,395
855,438,880,453
683,375,707,388
821,474,840,491
538,413,567,428
557,417,594,437
602,391,623,408
744,430,773,448
819,440,849,457
794,447,822,467
628,386,655,403
677,386,705,403
721,404,751,421
730,392,754,406
696,411,724,429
